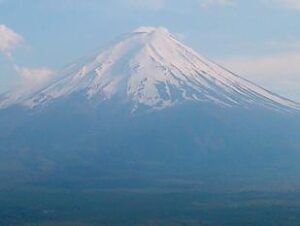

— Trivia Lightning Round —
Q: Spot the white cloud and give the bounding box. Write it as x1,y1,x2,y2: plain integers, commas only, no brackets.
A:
200,0,234,8
14,66,54,89
48,0,167,11
123,0,166,10
0,24,54,91
220,51,300,101
267,39,300,51
282,0,300,10
1,66,54,106
0,24,23,57
264,0,300,10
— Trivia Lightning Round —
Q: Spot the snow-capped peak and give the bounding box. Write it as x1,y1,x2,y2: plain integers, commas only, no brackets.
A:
1,26,299,112
133,26,168,33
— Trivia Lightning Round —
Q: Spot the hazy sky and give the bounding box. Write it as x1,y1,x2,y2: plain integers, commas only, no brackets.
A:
1,0,300,101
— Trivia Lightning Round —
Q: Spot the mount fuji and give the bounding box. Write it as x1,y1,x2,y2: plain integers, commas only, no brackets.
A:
0,27,300,191
1,27,299,112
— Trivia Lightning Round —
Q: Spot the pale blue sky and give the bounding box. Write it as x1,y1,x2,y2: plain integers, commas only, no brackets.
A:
1,0,300,101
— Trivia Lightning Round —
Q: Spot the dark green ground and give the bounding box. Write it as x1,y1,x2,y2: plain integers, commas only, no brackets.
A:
1,189,300,226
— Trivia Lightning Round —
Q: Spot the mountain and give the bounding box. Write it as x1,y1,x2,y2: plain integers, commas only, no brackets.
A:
1,26,299,112
0,27,300,191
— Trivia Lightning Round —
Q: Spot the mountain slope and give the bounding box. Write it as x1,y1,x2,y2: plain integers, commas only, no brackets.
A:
1,26,299,112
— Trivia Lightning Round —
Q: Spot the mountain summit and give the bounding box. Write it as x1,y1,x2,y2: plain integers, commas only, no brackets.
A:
0,26,299,112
